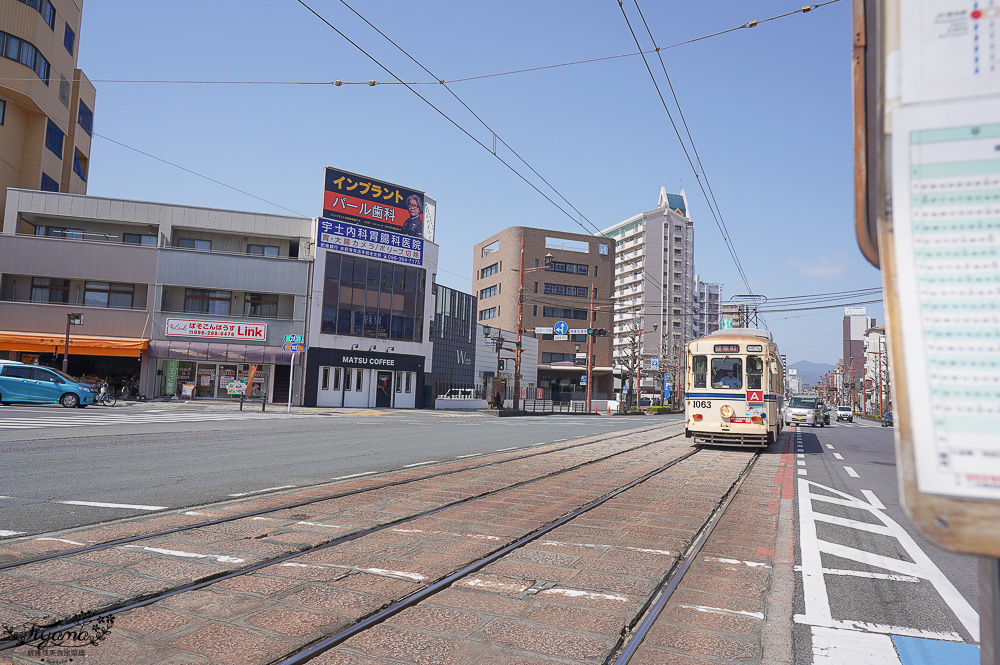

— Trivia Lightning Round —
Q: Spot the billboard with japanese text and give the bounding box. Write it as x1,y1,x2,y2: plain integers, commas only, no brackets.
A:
317,218,423,266
323,167,427,240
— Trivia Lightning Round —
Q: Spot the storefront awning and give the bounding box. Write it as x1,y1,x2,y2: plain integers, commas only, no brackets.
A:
0,331,149,358
148,340,295,364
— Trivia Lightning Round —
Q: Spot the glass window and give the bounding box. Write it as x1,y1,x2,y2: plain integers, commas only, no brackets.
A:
396,371,402,393
73,150,87,181
405,372,412,393
63,24,74,54
747,355,764,389
40,173,60,192
247,244,279,257
123,233,157,246
692,355,707,388
333,367,342,391
344,368,352,391
184,289,231,314
84,282,134,308
77,101,93,136
44,118,63,157
711,358,743,390
0,99,5,125
30,277,68,303
44,226,82,239
244,293,278,318
18,40,35,68
2,365,34,379
177,237,211,251
58,75,69,107
355,369,363,392
321,367,330,391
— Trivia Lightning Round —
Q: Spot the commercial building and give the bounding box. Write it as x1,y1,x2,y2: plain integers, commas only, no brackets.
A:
0,189,312,401
843,306,876,411
1,0,94,226
693,275,722,338
598,188,694,400
471,226,614,401
863,324,889,415
303,167,438,409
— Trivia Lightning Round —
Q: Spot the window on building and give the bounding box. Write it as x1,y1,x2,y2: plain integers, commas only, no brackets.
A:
533,305,537,316
675,225,682,231
674,260,681,267
73,150,87,181
479,306,499,320
546,262,588,275
344,369,352,391
673,297,681,303
244,293,278,318
184,289,231,315
542,307,588,320
674,272,681,279
673,321,681,328
30,277,68,303
58,75,69,107
321,367,330,391
533,282,538,293
333,367,342,391
405,372,412,393
84,282,134,308
675,237,682,243
176,237,211,251
123,233,157,246
63,23,74,54
16,0,56,28
480,285,498,299
0,99,5,125
44,119,63,158
674,248,682,255
674,309,681,315
246,244,279,257
543,284,588,297
355,369,363,392
77,101,93,136
39,173,59,192
480,263,499,278
674,284,682,291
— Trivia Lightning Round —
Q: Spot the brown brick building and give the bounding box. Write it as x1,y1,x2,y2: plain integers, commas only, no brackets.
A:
472,227,615,400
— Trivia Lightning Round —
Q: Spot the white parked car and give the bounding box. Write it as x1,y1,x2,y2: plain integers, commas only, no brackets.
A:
836,406,853,422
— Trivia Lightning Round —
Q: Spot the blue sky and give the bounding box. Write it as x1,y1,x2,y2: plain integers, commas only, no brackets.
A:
77,0,883,366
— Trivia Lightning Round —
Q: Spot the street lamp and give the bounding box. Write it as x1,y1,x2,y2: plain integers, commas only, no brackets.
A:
62,312,83,374
483,325,508,408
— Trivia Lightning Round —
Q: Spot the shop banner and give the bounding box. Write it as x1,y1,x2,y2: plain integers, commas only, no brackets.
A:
165,318,267,340
163,360,178,395
317,218,423,266
323,167,427,239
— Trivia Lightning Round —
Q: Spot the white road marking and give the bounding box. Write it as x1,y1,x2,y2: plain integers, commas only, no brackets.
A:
860,490,885,511
798,460,806,466
123,545,244,564
494,447,519,452
811,625,901,664
461,577,532,594
794,566,920,583
331,471,377,480
540,588,629,602
0,530,25,537
456,453,483,458
679,604,764,620
796,479,979,641
403,461,439,468
228,485,294,497
34,537,87,545
553,438,567,442
797,454,805,459
833,453,844,460
59,500,167,511
844,466,860,478
798,468,808,475
826,444,835,449
295,521,350,529
705,556,771,569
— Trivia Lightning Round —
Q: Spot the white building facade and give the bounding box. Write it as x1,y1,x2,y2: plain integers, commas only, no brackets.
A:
693,275,722,338
598,188,694,398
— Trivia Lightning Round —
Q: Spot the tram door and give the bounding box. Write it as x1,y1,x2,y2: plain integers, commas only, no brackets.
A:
375,371,393,407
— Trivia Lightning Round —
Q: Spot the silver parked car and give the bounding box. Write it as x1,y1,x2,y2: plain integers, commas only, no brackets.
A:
785,396,826,427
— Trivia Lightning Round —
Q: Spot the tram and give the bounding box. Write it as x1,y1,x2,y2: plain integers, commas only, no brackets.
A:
684,328,784,447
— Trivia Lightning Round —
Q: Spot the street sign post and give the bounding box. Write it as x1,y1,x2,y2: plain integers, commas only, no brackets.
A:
282,343,303,352
283,334,303,344
553,321,568,336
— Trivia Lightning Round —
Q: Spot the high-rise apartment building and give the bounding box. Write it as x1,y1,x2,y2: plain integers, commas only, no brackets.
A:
843,306,875,410
0,0,95,227
471,227,615,400
693,275,722,338
598,188,693,399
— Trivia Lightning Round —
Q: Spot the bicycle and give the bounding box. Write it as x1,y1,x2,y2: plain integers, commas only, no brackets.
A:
97,381,116,406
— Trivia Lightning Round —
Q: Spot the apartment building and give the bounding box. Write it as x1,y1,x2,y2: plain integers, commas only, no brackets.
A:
693,275,722,338
1,0,95,226
471,226,615,400
598,188,694,399
0,189,312,402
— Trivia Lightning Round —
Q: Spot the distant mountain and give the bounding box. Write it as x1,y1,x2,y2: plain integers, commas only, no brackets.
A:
789,360,834,387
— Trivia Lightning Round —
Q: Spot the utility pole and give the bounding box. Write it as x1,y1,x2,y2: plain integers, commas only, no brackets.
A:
511,238,552,412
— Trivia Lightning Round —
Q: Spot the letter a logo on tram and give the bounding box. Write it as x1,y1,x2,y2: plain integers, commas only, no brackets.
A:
747,390,763,403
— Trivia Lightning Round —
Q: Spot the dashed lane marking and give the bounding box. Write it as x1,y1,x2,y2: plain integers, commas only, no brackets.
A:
59,500,168,511
844,466,860,478
228,485,295,497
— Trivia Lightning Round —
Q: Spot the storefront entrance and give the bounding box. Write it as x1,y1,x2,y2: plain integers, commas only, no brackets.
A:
375,371,393,407
161,360,270,399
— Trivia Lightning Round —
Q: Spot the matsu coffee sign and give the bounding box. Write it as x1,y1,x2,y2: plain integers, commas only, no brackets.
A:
165,318,267,340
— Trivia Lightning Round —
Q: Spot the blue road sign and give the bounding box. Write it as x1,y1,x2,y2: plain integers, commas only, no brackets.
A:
554,321,568,335
283,334,303,343
283,343,303,352
651,357,659,368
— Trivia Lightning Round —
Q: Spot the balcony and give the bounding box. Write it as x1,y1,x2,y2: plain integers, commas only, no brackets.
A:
0,300,152,338
0,234,158,284
156,248,309,294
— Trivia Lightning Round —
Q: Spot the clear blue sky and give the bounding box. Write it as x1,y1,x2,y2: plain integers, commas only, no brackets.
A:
77,0,882,366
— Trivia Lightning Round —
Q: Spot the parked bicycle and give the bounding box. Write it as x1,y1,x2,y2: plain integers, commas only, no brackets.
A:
97,380,116,406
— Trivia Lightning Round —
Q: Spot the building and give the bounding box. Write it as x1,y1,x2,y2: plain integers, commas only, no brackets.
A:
693,275,722,338
0,189,312,401
428,283,478,398
1,0,95,226
863,324,889,415
787,368,804,395
303,168,438,409
720,303,751,329
471,226,615,401
598,188,694,400
843,307,875,411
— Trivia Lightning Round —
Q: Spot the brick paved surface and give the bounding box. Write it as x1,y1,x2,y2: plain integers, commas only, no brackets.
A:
0,424,795,664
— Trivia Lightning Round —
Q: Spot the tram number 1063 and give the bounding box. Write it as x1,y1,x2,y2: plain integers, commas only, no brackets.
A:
690,400,712,409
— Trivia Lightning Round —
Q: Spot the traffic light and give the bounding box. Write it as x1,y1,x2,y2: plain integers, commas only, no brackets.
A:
498,359,506,371
587,328,607,336
587,328,596,335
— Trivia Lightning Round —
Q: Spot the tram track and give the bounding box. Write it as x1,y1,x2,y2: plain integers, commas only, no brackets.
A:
0,422,672,571
0,423,686,652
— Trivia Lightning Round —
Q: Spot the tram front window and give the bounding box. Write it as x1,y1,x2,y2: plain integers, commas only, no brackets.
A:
747,355,764,390
692,355,708,388
711,358,743,389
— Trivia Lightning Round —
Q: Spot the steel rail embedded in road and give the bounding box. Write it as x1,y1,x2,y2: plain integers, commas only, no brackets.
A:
609,446,762,664
0,423,671,571
0,428,685,652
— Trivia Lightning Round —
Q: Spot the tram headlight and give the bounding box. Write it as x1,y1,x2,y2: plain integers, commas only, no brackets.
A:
720,404,734,420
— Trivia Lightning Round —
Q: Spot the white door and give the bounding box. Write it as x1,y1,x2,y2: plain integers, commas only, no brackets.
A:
316,366,343,407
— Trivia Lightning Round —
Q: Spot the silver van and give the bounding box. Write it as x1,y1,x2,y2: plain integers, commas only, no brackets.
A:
785,396,825,427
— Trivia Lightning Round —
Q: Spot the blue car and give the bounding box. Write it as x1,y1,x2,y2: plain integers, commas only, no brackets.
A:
0,362,95,407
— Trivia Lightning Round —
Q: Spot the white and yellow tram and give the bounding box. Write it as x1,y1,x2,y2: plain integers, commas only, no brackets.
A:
684,329,785,447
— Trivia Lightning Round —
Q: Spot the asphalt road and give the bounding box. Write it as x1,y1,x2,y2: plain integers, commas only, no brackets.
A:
0,404,674,537
791,418,980,664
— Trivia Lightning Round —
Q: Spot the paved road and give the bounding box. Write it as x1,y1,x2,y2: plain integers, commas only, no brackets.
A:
791,419,980,665
0,404,668,537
